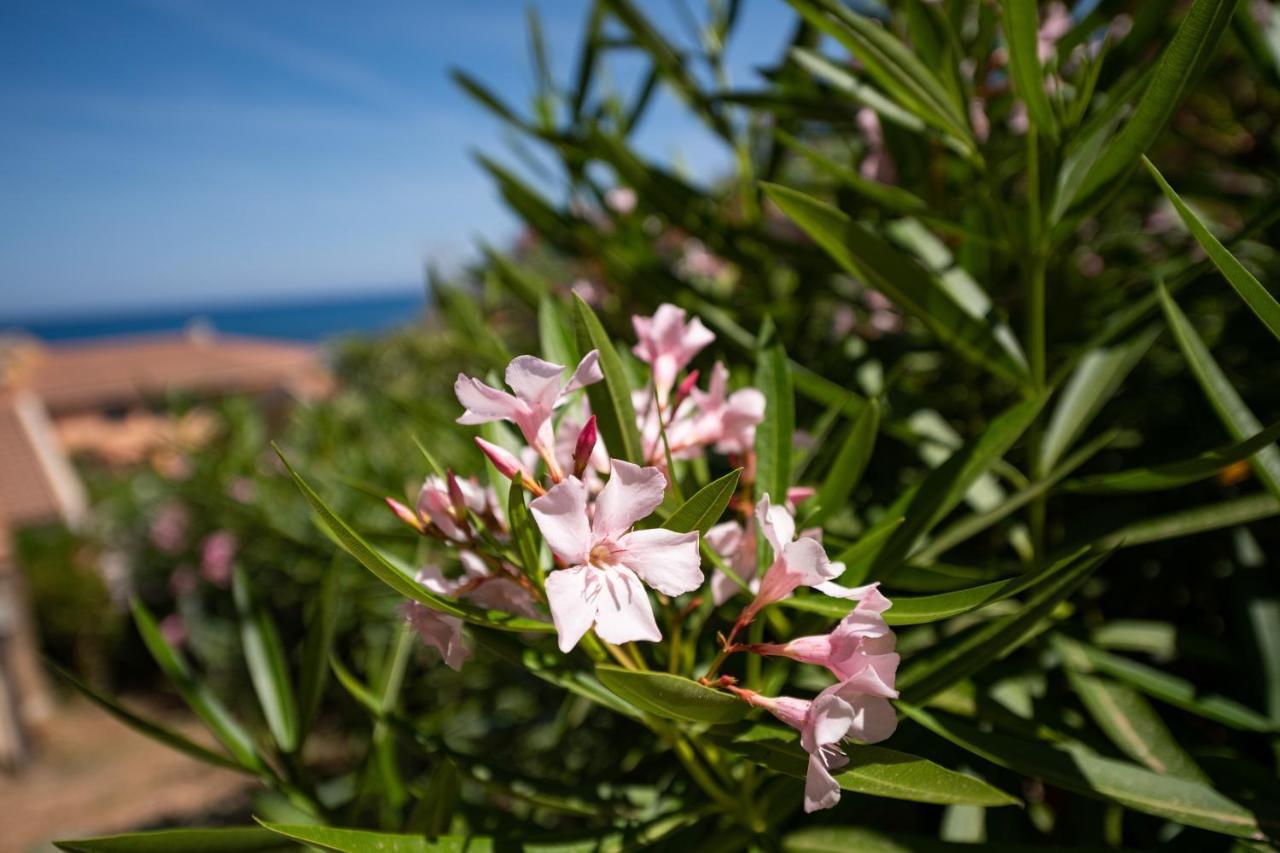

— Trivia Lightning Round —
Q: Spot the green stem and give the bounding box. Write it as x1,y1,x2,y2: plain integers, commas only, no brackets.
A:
1025,126,1049,560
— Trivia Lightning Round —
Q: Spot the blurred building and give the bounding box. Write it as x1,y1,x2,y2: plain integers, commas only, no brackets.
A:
0,327,330,766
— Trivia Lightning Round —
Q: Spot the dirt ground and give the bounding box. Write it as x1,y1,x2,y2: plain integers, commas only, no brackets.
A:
0,697,254,853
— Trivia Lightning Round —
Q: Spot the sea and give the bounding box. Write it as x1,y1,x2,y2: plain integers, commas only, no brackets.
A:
1,288,428,344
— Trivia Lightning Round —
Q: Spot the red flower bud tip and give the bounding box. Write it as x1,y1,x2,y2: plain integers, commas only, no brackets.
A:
385,496,423,533
475,437,524,480
573,415,598,478
673,369,700,407
446,469,468,520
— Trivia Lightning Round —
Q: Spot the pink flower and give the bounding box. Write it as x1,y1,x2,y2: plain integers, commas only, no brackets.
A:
405,566,470,671
455,353,603,476
748,584,899,684
456,551,542,620
200,531,236,587
739,494,841,625
605,186,637,215
706,518,759,606
169,565,197,597
631,304,715,404
530,461,702,651
159,612,188,647
736,666,899,812
687,362,766,455
856,108,896,184
417,474,488,542
1038,2,1072,63
149,503,189,555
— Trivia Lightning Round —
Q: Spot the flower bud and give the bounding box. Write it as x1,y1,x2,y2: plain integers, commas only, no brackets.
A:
475,436,544,495
446,469,469,521
672,369,700,409
573,416,597,478
385,496,424,533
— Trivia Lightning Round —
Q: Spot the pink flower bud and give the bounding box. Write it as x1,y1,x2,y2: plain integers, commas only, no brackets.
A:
475,437,524,480
386,496,425,533
446,470,469,520
673,369,700,409
573,416,598,478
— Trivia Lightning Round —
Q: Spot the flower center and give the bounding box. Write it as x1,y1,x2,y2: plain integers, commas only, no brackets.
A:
589,542,619,568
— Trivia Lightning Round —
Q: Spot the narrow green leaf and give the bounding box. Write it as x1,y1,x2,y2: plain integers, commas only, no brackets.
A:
716,723,1018,806
594,665,747,724
833,517,904,568
754,341,795,502
901,705,1264,839
1095,491,1280,547
783,547,1090,626
999,0,1058,138
131,599,265,773
54,827,292,852
1145,156,1280,341
330,655,383,718
507,486,544,583
1250,598,1280,723
788,0,974,151
1062,0,1241,215
276,447,552,633
762,184,1028,385
1055,636,1276,732
233,566,300,753
898,550,1108,703
1039,327,1160,472
868,396,1045,580
1158,283,1280,499
783,826,1125,851
538,295,578,367
298,556,343,740
1066,670,1210,782
1065,419,1280,493
405,758,461,837
258,821,479,853
806,399,879,528
572,293,644,464
47,660,247,775
664,468,742,535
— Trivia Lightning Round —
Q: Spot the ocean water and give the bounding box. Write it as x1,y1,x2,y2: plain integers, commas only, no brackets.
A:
2,289,428,344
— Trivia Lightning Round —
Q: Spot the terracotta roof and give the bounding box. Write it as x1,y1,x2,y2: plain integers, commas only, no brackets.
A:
0,392,87,529
3,332,328,415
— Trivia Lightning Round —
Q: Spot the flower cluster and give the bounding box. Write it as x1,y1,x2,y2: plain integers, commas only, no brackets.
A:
384,302,899,813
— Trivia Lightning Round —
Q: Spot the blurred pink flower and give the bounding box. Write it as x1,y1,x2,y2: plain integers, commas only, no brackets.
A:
200,531,237,587
605,186,637,215
856,108,896,184
149,503,189,555
687,362,766,455
169,565,198,597
228,477,256,504
404,566,469,671
159,613,188,647
1038,2,1072,63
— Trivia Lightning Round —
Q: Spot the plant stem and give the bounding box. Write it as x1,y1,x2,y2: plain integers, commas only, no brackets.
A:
1025,126,1049,560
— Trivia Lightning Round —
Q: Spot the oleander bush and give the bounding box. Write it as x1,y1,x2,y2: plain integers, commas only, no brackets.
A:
51,0,1280,850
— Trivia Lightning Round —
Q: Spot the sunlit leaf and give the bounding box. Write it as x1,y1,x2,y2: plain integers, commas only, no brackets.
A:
572,293,645,465
595,665,747,724
233,565,300,753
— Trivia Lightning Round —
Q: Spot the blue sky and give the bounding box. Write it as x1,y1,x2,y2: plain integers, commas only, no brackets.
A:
0,0,795,318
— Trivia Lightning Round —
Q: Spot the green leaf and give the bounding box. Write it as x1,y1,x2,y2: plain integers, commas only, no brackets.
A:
898,550,1108,703
275,447,552,633
1250,598,1280,723
1065,669,1210,782
1095,491,1280,547
664,468,742,535
1158,283,1280,500
258,822,481,853
1055,636,1276,732
783,547,1090,626
54,827,293,852
233,566,300,754
507,485,544,583
47,660,248,775
1060,0,1240,216
571,294,644,464
901,705,1265,839
1145,156,1280,341
806,399,879,528
782,826,1124,851
716,723,1018,806
594,665,747,724
788,0,974,152
762,184,1028,386
1038,327,1160,472
867,396,1045,580
1065,419,1280,493
406,759,461,837
754,341,795,502
538,295,578,367
298,556,342,741
999,0,1058,139
131,599,265,773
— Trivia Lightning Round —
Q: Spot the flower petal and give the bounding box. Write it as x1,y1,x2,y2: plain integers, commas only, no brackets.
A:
755,494,796,558
617,528,702,596
544,565,597,653
563,350,603,394
404,602,469,671
592,460,667,539
530,477,592,565
842,694,898,744
591,565,661,645
455,374,523,424
804,691,855,751
782,537,838,586
804,752,843,813
505,355,566,411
